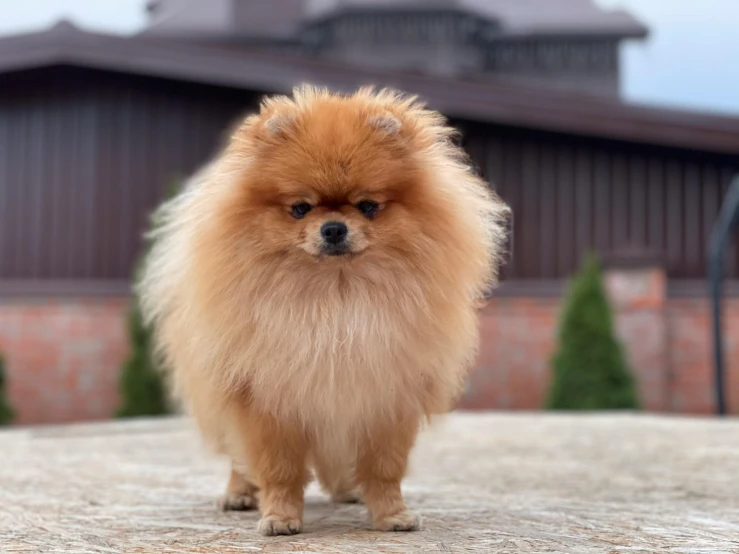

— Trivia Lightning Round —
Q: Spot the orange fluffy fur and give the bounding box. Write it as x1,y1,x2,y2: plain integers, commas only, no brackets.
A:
137,86,509,535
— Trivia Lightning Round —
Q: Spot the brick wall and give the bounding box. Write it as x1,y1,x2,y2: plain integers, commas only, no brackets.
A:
0,299,128,425
668,298,739,414
1,284,737,425
463,297,558,410
460,271,739,414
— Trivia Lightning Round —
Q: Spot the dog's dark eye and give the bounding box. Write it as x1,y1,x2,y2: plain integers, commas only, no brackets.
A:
357,200,379,219
291,202,312,219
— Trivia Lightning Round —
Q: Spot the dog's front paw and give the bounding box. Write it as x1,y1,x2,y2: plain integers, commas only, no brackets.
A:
374,509,422,532
218,492,257,511
257,514,303,536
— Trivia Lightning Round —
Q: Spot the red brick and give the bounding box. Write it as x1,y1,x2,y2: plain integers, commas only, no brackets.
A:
461,268,739,415
0,299,128,425
2,280,739,424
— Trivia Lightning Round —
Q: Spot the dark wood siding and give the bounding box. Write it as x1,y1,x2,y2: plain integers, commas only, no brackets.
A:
0,67,256,281
1,66,738,286
460,123,739,280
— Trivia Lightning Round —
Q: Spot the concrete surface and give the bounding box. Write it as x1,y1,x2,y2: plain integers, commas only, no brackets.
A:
1,413,738,553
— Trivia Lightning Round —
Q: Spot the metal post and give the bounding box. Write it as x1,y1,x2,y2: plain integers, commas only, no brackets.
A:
708,246,726,416
708,175,739,416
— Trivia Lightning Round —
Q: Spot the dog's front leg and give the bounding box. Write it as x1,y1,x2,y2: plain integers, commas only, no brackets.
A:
356,412,422,532
235,407,310,536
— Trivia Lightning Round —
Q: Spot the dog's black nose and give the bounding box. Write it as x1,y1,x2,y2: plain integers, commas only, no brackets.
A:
321,221,348,245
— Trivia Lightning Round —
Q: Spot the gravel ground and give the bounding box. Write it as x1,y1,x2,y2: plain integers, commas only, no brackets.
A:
1,412,738,553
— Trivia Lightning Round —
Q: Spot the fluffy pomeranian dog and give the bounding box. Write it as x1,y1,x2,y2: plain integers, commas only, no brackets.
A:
137,86,509,536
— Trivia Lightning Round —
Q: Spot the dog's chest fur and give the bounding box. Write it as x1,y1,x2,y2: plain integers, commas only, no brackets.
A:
238,285,455,427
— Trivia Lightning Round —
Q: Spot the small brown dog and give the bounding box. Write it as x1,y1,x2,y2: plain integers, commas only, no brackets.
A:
138,86,509,536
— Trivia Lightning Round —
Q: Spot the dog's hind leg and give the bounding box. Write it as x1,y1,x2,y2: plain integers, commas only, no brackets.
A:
218,465,259,511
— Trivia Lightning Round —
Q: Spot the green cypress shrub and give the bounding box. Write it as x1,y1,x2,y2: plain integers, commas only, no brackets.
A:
547,254,640,411
116,180,180,418
116,293,170,418
0,354,15,425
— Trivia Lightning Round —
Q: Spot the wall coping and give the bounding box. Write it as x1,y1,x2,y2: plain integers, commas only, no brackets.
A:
0,280,131,298
2,278,739,299
600,247,665,270
494,279,739,298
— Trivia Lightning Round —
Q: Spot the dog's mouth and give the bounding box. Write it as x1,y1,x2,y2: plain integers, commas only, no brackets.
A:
320,243,353,257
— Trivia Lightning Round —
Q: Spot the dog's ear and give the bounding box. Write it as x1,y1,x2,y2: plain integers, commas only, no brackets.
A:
228,107,298,148
263,111,298,137
368,112,402,136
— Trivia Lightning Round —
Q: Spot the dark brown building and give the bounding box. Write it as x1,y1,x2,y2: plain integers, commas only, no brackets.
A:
143,0,648,95
0,23,738,424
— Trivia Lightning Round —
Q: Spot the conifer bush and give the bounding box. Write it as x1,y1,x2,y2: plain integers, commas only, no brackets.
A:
116,294,170,418
0,354,15,425
546,254,640,411
116,181,180,418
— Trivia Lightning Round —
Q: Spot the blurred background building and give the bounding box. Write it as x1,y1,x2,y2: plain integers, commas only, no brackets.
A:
144,0,648,95
0,0,738,424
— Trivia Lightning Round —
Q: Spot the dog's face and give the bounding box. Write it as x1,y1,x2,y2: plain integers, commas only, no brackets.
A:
279,195,378,259
224,93,436,265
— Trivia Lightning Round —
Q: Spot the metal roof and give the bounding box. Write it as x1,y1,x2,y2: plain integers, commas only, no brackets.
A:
307,0,648,37
1,21,737,154
144,0,647,39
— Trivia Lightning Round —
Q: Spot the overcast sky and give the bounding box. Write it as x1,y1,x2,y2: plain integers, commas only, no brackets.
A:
1,0,738,116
